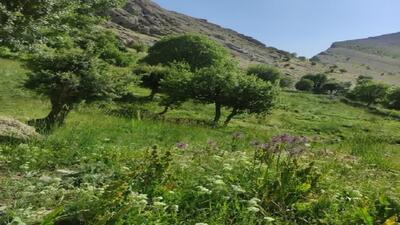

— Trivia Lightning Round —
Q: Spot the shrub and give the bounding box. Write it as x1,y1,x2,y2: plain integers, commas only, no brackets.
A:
246,64,281,84
280,76,294,88
142,34,231,71
159,63,194,113
386,88,400,110
295,79,314,92
24,49,115,130
133,64,169,99
349,81,389,106
302,74,328,93
190,64,238,126
222,74,279,125
321,81,351,95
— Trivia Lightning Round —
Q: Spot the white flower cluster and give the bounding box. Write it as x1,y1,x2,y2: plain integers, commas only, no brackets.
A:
247,197,261,213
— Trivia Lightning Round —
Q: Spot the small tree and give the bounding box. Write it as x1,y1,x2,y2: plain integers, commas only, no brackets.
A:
142,34,231,71
247,64,281,84
24,49,114,130
302,74,328,93
191,64,238,126
356,75,373,85
350,81,389,106
223,74,278,126
280,76,294,88
386,88,400,110
159,63,194,114
322,81,351,95
133,65,169,99
295,79,314,92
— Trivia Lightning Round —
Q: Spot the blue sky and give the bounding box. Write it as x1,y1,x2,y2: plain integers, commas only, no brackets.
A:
153,0,400,57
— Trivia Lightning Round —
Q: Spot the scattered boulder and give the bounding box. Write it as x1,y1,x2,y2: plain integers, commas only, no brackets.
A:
0,117,40,142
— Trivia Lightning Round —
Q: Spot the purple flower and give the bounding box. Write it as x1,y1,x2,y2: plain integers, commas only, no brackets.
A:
232,132,245,139
175,142,189,149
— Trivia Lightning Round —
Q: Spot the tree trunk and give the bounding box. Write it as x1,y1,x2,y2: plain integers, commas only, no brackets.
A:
158,105,169,115
213,102,222,127
224,108,238,126
29,103,72,131
148,89,157,100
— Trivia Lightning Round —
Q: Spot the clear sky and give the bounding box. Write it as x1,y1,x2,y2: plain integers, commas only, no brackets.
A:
153,0,400,58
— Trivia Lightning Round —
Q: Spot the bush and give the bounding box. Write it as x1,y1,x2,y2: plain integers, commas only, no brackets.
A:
386,88,400,110
295,79,314,92
222,74,279,125
24,49,115,130
302,74,328,93
133,64,170,99
142,34,231,71
321,81,351,95
280,76,294,88
349,81,389,106
247,64,281,84
159,63,194,113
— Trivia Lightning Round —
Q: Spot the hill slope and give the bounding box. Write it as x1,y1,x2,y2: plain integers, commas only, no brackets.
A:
314,32,400,84
106,0,332,79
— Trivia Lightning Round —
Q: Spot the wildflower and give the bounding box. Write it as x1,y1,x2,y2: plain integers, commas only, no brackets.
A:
175,142,189,149
172,204,179,212
197,186,212,194
248,197,261,206
231,185,246,193
223,163,233,171
213,179,225,186
207,140,218,148
153,201,167,208
264,217,275,222
232,131,245,139
247,206,260,212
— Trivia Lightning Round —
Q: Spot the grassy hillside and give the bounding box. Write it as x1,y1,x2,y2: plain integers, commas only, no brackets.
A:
1,58,400,224
314,33,400,85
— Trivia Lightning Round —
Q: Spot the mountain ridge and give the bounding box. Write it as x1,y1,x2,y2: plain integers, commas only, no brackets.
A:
107,0,400,84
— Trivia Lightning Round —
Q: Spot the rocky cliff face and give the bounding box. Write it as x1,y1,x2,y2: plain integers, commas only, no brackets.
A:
107,0,292,64
106,0,400,84
313,33,400,84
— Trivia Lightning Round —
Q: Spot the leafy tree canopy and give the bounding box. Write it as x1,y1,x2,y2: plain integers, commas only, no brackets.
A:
142,34,232,71
247,64,281,84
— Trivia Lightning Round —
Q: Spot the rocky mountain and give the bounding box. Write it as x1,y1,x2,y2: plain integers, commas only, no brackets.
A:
106,0,331,79
106,0,400,85
314,32,400,84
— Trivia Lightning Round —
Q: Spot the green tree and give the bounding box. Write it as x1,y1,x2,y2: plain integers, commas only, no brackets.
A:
322,81,351,95
280,76,294,88
295,79,314,92
350,81,389,106
247,64,281,84
302,74,328,93
191,65,238,126
142,34,231,71
24,49,115,130
386,88,400,110
356,75,373,85
223,74,278,126
133,65,169,99
159,63,194,114
0,0,125,50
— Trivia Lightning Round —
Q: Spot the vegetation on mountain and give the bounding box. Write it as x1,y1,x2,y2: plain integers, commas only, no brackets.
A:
349,81,389,107
295,79,315,92
0,1,400,224
247,64,281,84
142,34,231,71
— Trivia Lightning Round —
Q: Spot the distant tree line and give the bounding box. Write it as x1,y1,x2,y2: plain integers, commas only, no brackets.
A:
295,73,400,110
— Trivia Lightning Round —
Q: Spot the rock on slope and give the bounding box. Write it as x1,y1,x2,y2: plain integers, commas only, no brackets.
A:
107,0,330,79
314,32,400,84
0,117,39,142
